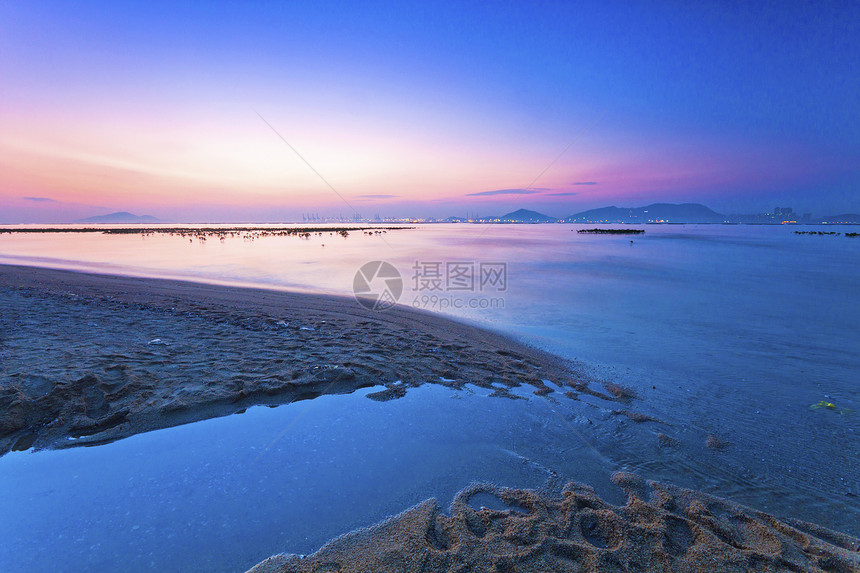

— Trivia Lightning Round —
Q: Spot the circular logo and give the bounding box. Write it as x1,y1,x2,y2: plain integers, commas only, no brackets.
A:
353,261,403,311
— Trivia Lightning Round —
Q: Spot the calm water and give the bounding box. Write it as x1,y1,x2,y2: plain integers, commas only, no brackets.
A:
1,223,858,572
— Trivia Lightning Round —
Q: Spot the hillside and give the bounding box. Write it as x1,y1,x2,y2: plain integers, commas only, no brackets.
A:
498,209,557,223
75,212,162,224
565,203,725,224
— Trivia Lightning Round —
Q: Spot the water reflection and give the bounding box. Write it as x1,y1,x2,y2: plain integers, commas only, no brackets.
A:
0,384,617,573
1,223,858,568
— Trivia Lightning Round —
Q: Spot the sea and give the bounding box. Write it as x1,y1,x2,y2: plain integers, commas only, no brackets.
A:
0,223,858,572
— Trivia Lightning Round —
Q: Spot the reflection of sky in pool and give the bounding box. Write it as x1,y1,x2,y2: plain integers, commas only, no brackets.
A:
0,384,622,573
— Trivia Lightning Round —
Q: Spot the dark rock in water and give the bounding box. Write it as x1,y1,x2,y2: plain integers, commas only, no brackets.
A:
366,383,407,402
577,228,645,235
611,410,662,423
706,433,732,451
488,386,526,400
603,382,636,399
11,432,37,452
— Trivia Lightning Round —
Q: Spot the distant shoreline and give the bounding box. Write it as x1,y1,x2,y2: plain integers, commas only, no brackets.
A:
2,221,858,230
0,225,412,235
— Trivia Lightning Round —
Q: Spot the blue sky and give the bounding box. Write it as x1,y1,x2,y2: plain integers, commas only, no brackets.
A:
1,0,857,221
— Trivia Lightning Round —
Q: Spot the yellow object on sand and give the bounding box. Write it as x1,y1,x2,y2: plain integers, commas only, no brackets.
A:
810,400,853,415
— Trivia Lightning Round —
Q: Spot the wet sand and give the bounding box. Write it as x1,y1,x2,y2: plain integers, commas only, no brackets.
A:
0,264,589,456
250,474,860,573
4,264,859,572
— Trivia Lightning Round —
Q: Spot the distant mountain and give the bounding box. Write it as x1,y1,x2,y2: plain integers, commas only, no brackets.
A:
818,214,860,224
75,212,162,224
564,203,725,224
498,209,557,223
442,203,857,225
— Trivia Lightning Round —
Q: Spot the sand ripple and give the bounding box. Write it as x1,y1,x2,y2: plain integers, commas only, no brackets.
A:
249,473,860,573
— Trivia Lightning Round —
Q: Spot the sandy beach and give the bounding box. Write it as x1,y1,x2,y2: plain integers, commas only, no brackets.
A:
0,264,584,456
2,263,858,572
249,474,860,573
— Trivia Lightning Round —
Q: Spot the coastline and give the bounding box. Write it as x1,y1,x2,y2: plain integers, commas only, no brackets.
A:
2,263,859,572
0,263,589,456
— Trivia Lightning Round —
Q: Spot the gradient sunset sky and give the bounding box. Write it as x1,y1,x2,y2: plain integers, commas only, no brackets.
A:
1,1,857,222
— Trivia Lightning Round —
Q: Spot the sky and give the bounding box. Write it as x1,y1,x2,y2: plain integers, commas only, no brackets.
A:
1,0,858,222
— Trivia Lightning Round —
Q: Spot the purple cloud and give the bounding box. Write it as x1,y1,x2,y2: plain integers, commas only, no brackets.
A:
466,188,540,197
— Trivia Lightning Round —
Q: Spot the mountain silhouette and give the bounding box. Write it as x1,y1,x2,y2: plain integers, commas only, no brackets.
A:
75,212,162,224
